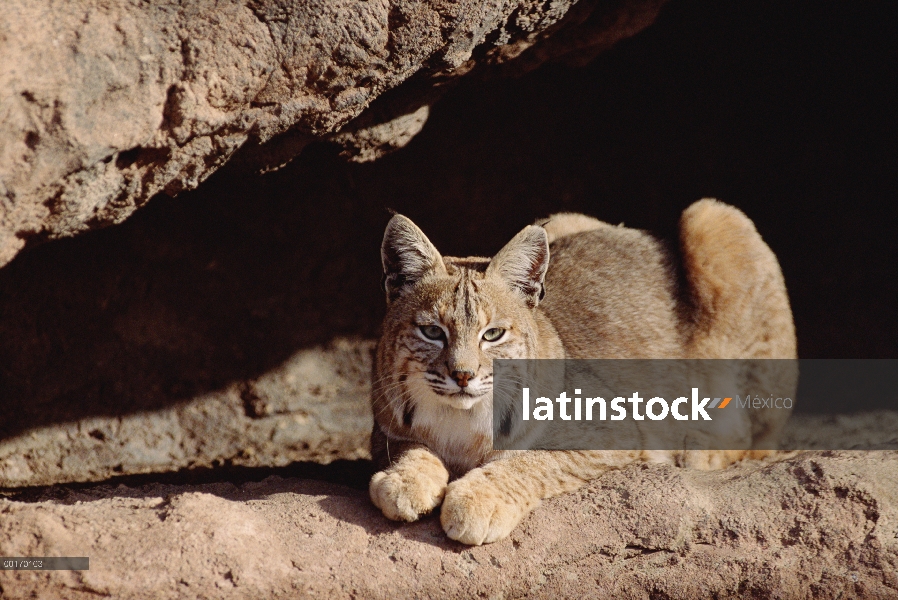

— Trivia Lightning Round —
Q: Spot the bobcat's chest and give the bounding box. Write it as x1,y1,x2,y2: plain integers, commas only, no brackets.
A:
410,398,493,477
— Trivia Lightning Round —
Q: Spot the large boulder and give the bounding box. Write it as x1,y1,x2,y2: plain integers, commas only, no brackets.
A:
0,0,665,268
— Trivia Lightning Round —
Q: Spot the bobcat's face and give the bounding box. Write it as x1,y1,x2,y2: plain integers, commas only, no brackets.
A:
383,261,539,411
374,215,551,452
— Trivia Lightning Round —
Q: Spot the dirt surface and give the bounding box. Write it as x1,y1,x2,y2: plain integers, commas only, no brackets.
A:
1,451,896,599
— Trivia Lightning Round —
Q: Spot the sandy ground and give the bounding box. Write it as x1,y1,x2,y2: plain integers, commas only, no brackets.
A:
1,450,896,599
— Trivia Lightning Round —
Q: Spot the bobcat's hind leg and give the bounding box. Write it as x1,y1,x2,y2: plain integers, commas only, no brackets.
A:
679,198,796,360
679,199,797,449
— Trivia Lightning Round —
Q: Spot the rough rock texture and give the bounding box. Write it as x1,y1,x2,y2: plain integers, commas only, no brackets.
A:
1,451,896,599
0,339,374,488
0,0,665,268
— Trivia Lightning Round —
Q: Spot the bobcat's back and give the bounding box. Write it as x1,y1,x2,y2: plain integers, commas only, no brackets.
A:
541,221,683,360
541,200,796,361
542,201,797,447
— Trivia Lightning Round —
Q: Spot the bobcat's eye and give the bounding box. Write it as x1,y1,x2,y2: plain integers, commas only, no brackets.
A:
419,325,445,340
482,328,505,342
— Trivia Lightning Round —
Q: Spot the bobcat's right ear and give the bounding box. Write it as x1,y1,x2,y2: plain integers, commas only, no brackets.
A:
381,215,446,303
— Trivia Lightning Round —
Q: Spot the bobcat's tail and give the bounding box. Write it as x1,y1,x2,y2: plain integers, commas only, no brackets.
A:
679,199,796,360
679,199,797,447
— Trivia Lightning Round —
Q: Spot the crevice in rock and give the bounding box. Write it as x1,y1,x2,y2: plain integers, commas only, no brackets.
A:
24,131,39,150
115,146,172,171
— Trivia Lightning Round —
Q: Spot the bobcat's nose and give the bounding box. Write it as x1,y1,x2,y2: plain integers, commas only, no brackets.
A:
451,370,474,388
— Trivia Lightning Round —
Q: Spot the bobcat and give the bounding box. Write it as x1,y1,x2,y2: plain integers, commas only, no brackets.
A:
369,199,796,545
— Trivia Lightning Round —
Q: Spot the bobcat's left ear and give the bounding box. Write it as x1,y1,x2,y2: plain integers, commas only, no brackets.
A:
487,225,550,308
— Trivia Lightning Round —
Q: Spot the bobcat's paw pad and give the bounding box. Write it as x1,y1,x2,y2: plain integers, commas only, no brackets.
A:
370,453,449,522
440,473,526,545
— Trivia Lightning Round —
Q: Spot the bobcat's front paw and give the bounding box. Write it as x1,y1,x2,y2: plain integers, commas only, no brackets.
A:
441,470,531,545
370,448,449,522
